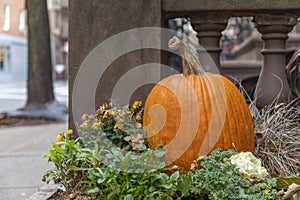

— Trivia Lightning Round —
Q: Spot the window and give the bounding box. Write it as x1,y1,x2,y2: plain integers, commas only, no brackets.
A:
3,4,10,31
47,0,53,10
0,45,4,71
19,9,25,34
0,45,10,72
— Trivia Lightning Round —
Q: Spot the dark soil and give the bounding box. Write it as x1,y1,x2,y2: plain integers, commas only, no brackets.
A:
0,113,59,128
49,185,97,200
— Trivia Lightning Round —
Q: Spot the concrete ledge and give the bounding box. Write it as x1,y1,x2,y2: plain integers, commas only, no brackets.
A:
162,0,300,13
27,183,300,200
26,184,61,200
221,59,262,80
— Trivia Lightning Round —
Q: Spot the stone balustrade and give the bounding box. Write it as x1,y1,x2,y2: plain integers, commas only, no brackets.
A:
162,0,300,108
69,0,300,130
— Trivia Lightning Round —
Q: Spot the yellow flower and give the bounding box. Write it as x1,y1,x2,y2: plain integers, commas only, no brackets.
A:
114,123,122,130
135,115,142,121
99,105,104,112
171,165,179,170
117,116,125,123
132,101,142,109
66,129,73,135
102,114,109,120
119,111,126,118
80,122,91,130
56,133,65,142
96,108,103,116
108,110,115,116
88,115,95,120
92,122,102,130
81,114,88,121
190,163,196,171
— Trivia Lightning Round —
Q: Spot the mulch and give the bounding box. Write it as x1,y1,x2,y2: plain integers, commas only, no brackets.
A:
0,113,59,128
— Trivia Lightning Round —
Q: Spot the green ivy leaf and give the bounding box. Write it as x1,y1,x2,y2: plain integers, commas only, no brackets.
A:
155,149,165,158
88,187,100,194
124,194,134,200
97,178,105,184
159,173,169,181
137,144,147,150
162,183,173,189
177,175,191,197
170,171,180,182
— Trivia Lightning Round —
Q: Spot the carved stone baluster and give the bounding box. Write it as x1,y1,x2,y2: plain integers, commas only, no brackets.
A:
254,14,297,108
190,13,229,73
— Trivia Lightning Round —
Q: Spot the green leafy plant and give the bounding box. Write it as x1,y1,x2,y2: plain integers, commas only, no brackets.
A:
80,102,144,151
43,101,300,200
42,102,185,199
84,166,180,199
42,133,102,189
42,131,183,199
185,149,278,200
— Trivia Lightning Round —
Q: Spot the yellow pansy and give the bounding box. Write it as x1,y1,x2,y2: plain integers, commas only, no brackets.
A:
81,114,88,121
56,133,65,142
119,111,126,118
102,114,109,120
135,115,142,121
114,123,122,130
99,105,104,112
107,110,116,116
96,108,103,115
88,115,95,120
66,129,73,135
92,122,102,130
117,116,125,123
80,122,91,130
132,101,142,109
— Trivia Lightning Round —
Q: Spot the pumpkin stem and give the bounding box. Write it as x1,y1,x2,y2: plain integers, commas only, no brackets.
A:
168,36,205,76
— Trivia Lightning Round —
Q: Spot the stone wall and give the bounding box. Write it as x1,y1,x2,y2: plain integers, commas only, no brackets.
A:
69,0,164,131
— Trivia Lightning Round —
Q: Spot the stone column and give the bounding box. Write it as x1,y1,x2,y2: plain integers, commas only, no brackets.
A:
69,0,163,135
190,12,229,73
254,14,297,109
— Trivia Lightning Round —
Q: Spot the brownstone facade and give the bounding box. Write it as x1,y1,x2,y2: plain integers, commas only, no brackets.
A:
0,0,68,81
0,0,26,38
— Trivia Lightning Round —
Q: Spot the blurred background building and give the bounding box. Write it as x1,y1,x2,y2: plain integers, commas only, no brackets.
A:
0,0,68,82
168,17,300,98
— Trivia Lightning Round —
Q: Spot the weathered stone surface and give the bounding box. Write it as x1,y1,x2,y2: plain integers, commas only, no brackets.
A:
162,0,300,13
69,0,164,131
254,14,297,108
27,184,60,200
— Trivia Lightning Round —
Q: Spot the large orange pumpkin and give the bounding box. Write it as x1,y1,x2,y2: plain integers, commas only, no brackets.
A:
143,36,254,172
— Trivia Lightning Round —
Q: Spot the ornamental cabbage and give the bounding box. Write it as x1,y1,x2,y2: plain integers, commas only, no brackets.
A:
230,152,268,181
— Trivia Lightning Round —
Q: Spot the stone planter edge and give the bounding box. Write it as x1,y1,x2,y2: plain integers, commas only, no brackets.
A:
27,183,300,200
27,183,61,200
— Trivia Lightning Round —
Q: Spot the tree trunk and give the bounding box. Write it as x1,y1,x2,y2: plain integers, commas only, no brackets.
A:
26,0,54,105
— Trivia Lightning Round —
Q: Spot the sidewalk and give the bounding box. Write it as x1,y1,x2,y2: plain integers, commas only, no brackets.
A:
0,122,68,200
0,81,68,113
